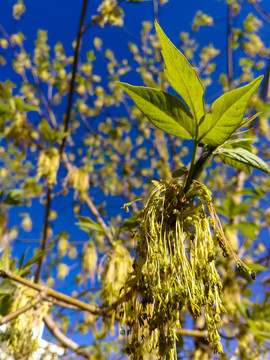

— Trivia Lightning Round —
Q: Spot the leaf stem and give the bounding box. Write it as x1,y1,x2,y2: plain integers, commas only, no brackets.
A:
184,140,198,192
184,145,215,192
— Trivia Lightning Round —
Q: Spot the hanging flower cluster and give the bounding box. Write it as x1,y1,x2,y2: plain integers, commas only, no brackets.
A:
120,178,255,359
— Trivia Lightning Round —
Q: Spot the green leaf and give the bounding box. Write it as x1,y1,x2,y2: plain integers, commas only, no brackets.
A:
239,111,261,128
245,262,267,272
215,147,270,175
20,249,48,271
215,198,249,218
0,247,10,270
118,83,195,139
0,82,12,99
0,294,12,316
13,97,37,111
0,103,13,128
238,186,266,199
232,221,260,239
76,216,107,235
255,331,270,343
0,102,12,114
39,118,67,143
221,138,253,150
199,76,263,146
217,139,253,174
155,21,205,124
3,189,25,206
120,212,141,231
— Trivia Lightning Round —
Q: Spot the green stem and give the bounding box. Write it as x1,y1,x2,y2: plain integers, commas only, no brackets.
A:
184,145,215,193
184,141,198,192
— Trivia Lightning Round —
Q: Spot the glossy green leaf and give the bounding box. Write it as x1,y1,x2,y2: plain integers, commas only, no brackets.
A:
119,83,195,139
215,147,270,174
155,21,205,124
199,76,263,146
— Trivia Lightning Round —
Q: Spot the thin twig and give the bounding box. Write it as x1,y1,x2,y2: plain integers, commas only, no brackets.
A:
0,268,129,316
227,3,234,88
247,0,270,24
59,0,89,155
0,268,98,314
177,329,207,338
44,315,92,359
152,0,159,23
0,293,43,326
35,186,52,283
61,152,115,245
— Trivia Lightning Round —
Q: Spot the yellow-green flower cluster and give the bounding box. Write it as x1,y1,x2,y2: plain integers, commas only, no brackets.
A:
1,285,48,359
121,179,230,358
36,147,60,186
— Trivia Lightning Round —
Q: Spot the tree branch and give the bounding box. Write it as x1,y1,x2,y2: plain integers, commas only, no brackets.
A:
152,0,159,23
177,329,208,338
227,3,234,88
0,268,129,317
44,315,92,359
247,0,270,24
61,152,115,245
35,186,52,283
59,0,89,155
0,268,99,314
0,292,43,326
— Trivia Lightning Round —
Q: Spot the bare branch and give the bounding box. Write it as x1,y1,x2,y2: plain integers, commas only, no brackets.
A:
35,186,52,283
152,0,159,23
177,328,208,338
227,3,234,88
61,152,115,245
59,0,89,155
247,0,270,24
0,268,128,317
44,315,92,359
0,268,99,314
0,292,43,326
